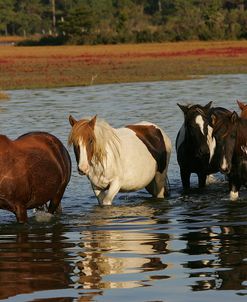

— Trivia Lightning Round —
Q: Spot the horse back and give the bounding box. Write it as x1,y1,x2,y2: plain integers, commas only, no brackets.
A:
16,132,71,181
125,123,169,173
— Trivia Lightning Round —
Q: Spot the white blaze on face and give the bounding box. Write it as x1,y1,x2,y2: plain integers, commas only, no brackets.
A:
78,139,90,175
195,115,204,135
221,156,228,172
207,125,216,162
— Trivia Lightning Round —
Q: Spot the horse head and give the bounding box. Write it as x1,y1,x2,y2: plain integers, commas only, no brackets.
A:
211,111,239,174
177,101,213,160
68,115,97,176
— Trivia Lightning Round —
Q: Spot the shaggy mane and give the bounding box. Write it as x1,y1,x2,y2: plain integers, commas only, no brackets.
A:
68,117,120,165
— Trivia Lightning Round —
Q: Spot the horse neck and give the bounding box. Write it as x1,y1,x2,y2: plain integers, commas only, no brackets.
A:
0,135,11,149
235,120,247,155
93,122,121,167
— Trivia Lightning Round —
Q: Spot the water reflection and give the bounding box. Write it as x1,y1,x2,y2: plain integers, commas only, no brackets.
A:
1,75,247,301
180,201,247,293
75,204,170,290
0,222,74,300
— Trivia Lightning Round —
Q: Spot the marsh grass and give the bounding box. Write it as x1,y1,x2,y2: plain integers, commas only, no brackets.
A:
0,40,247,89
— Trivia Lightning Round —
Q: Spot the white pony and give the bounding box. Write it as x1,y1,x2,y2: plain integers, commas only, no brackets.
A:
68,115,172,205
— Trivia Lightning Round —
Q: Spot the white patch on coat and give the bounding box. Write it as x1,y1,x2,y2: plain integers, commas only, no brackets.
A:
207,125,216,162
195,115,204,135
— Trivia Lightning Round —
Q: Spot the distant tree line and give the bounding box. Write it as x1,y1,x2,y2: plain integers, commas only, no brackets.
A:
0,0,247,45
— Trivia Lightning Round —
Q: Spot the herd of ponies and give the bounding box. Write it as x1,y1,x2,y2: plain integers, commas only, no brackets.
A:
0,100,247,223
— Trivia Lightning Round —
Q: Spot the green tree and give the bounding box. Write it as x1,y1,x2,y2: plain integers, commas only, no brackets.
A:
14,0,45,36
0,0,15,35
58,3,96,43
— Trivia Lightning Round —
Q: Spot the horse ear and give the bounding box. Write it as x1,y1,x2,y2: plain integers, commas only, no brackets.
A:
204,101,213,111
69,115,77,127
211,114,217,126
231,111,239,124
89,115,97,129
177,103,188,114
237,100,245,110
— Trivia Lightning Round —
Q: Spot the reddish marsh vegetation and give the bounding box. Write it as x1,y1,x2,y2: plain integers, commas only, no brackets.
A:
0,41,247,89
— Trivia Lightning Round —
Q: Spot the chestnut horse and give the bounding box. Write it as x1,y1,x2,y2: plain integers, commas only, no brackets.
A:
68,115,172,205
0,132,71,223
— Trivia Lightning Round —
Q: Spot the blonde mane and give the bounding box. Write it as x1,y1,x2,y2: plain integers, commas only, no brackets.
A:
68,117,120,166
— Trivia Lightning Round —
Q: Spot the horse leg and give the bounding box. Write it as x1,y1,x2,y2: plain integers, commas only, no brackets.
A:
92,186,106,205
229,180,240,201
48,188,65,214
145,178,156,196
101,179,121,206
198,173,207,188
145,171,168,198
15,204,28,224
181,169,191,191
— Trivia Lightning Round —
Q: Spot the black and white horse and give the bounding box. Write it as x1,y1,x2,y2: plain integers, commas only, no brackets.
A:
176,101,229,191
212,110,247,200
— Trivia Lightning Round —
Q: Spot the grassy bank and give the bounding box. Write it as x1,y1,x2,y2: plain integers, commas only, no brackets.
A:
0,40,247,90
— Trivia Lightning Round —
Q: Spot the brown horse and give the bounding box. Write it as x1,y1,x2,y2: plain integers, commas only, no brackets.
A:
211,111,247,200
237,100,247,118
0,132,71,223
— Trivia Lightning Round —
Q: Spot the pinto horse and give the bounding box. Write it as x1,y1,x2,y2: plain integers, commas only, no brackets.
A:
212,111,247,200
68,115,172,205
176,101,230,191
0,132,71,223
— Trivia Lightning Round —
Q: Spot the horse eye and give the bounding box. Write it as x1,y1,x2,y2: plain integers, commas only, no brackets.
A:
89,138,93,146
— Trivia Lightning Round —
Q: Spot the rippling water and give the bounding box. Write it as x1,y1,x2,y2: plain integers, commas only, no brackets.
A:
1,74,247,302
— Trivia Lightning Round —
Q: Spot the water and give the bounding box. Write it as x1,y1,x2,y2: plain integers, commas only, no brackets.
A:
0,74,247,302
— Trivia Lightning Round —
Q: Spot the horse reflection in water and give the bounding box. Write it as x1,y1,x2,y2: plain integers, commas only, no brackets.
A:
75,205,171,289
0,224,75,301
181,204,247,292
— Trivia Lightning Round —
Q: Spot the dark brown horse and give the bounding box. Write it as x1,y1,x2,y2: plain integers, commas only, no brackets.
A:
176,101,230,191
0,132,71,223
212,111,247,200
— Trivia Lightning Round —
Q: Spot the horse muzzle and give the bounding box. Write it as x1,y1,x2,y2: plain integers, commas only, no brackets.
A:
220,157,231,174
78,165,90,176
220,165,231,174
78,168,85,176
